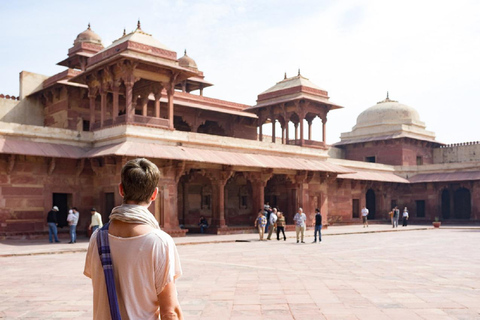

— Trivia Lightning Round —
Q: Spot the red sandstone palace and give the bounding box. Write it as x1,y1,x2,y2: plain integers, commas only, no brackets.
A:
1,23,478,238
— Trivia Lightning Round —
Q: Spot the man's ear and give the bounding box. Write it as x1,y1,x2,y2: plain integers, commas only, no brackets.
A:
118,183,125,198
150,187,158,202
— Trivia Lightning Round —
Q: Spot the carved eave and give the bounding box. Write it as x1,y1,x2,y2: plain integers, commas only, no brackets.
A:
76,158,85,177
7,154,15,174
47,158,56,176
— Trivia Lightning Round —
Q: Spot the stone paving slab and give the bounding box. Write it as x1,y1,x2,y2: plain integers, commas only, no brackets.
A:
1,226,479,319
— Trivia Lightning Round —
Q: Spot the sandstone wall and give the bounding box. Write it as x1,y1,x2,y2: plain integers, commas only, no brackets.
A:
434,142,480,163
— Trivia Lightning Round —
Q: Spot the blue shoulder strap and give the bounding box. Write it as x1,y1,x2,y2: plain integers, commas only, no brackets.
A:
96,222,122,320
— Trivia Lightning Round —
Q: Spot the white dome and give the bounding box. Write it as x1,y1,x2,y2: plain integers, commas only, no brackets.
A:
355,97,421,129
339,95,437,144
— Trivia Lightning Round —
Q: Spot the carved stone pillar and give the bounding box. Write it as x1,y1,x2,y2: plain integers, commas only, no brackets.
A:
271,118,276,143
294,171,314,216
120,62,137,124
154,92,161,118
112,84,119,122
158,161,186,235
307,119,313,141
300,118,304,146
247,170,273,216
212,181,227,228
294,122,299,142
167,86,174,129
322,117,327,143
207,169,234,229
100,90,107,127
285,122,289,144
124,80,134,123
166,74,178,130
89,94,96,131
158,179,179,230
141,94,149,116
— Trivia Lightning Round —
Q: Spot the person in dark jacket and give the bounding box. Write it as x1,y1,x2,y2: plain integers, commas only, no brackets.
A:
198,216,209,233
47,206,60,243
312,208,322,243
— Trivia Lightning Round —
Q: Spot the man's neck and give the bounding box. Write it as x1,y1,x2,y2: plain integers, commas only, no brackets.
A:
123,201,150,207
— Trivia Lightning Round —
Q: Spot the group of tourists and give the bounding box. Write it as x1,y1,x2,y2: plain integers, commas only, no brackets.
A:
46,206,104,243
361,205,410,228
389,206,409,227
255,205,323,243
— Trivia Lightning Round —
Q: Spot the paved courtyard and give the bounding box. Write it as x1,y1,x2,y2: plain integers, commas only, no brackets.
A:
1,227,479,319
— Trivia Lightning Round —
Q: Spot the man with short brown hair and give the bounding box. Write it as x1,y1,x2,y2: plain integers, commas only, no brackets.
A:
84,158,184,319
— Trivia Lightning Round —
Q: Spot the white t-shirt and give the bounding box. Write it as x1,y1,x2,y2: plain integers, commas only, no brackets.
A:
84,229,182,320
269,212,278,225
67,211,79,225
361,208,369,217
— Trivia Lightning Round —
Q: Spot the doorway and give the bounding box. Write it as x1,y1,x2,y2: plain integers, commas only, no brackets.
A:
104,193,115,223
454,188,471,219
52,193,72,228
366,189,376,219
441,189,450,219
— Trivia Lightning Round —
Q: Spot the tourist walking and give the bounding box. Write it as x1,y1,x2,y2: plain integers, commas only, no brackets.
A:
392,206,400,228
361,206,369,227
255,209,267,241
276,211,287,241
402,207,409,227
47,206,60,243
293,207,307,243
388,209,394,225
264,204,272,236
88,208,103,234
84,158,183,319
312,208,322,243
266,207,278,240
67,207,79,243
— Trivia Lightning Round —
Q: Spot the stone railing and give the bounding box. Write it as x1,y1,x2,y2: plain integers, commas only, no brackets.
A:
90,114,169,131
438,141,480,148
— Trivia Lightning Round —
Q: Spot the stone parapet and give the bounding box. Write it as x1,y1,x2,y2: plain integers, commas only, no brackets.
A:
434,141,480,163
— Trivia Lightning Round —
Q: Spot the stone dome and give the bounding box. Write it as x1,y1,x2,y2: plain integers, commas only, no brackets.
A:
338,94,436,144
74,24,102,46
178,50,198,70
355,96,422,129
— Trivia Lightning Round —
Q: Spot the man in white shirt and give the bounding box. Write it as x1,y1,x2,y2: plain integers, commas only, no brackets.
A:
84,158,183,319
67,207,79,243
293,207,307,243
266,207,278,240
361,206,369,228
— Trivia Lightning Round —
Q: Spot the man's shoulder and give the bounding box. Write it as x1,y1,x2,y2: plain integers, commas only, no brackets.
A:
150,229,176,245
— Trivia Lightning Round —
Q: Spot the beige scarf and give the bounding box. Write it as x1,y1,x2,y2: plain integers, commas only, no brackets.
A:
109,204,160,230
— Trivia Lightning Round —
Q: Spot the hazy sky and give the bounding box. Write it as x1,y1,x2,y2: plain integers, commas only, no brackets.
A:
1,0,479,144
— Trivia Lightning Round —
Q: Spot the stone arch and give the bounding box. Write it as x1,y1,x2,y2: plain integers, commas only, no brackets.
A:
177,170,213,230
366,188,376,219
265,174,293,219
174,116,192,132
225,173,252,225
197,120,227,136
454,187,471,219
